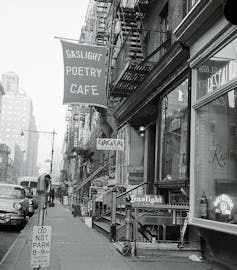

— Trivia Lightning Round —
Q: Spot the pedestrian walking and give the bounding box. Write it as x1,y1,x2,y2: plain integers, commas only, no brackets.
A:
49,188,55,203
44,174,52,204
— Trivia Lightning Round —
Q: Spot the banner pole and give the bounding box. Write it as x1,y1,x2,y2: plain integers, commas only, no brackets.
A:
54,36,80,42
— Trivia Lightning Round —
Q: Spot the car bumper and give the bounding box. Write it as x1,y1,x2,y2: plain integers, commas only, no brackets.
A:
0,213,25,225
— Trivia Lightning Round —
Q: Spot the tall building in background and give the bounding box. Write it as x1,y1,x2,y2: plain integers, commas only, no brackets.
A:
1,72,19,94
0,144,10,182
13,144,24,180
0,72,39,182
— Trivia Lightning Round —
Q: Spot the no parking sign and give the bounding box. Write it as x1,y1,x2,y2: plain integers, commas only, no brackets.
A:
31,226,51,268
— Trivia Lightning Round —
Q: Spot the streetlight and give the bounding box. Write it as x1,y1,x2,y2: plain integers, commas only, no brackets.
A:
21,129,56,174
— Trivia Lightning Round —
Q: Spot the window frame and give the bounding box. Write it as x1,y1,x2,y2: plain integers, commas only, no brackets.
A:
156,75,191,188
190,37,237,234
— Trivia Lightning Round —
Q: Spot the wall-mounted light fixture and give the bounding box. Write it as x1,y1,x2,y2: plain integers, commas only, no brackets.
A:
139,126,145,137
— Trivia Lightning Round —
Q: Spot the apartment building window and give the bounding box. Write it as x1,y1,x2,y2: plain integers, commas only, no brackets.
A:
193,37,237,226
159,79,189,182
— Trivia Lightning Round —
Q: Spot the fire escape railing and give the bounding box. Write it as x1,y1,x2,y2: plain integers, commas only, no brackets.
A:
111,28,171,87
112,27,143,80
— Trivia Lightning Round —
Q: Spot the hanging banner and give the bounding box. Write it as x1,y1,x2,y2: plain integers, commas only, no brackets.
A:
61,41,107,108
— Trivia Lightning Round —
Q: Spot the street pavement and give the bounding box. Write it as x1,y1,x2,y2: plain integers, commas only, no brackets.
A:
0,201,231,270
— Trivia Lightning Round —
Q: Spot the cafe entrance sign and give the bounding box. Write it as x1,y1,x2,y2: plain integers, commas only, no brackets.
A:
130,194,163,207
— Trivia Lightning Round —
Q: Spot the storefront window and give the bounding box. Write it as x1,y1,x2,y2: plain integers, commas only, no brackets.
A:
160,79,189,182
194,89,237,224
196,37,237,100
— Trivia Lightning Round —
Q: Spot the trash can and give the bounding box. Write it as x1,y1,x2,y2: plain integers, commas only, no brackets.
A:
73,204,81,217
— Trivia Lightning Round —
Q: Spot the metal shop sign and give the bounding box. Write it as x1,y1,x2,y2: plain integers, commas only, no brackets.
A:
130,194,163,207
96,138,124,151
31,226,52,268
61,41,107,108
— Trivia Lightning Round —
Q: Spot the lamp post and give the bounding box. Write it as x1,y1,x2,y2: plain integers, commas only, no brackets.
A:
21,129,56,174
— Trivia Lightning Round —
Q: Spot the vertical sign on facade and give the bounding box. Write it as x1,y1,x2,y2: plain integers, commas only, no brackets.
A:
31,226,51,268
61,41,107,108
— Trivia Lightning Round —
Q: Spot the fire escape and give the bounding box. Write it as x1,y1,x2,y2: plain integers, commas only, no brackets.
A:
95,0,111,45
109,0,171,99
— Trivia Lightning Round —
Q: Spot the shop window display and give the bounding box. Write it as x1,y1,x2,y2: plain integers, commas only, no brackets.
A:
194,37,237,225
160,79,189,182
195,89,237,224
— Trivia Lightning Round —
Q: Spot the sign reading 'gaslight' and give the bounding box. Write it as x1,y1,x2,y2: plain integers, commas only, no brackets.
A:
130,194,163,206
61,41,107,108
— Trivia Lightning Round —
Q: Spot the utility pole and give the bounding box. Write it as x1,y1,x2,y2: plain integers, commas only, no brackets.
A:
50,129,56,174
21,129,57,174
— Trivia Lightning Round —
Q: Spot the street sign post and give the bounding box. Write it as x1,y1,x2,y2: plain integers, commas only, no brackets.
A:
31,174,51,269
31,225,52,268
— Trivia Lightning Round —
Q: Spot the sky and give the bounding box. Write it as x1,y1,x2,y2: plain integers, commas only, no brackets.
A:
0,0,90,175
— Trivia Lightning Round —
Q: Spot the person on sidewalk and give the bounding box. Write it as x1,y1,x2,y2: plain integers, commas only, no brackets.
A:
49,188,55,203
44,174,52,204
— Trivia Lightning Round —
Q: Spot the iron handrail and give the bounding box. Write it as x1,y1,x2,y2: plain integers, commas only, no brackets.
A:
116,181,157,199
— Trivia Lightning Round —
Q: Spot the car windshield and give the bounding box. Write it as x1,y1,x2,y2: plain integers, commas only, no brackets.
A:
20,181,29,187
0,186,24,199
30,182,37,188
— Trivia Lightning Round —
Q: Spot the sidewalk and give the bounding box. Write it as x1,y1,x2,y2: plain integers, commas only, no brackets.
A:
0,201,231,270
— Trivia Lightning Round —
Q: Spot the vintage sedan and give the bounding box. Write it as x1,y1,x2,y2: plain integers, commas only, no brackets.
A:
0,183,29,227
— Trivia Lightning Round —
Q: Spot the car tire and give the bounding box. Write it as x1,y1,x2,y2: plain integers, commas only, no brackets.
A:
17,220,26,231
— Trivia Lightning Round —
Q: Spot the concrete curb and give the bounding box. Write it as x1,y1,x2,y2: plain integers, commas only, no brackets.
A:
0,214,37,269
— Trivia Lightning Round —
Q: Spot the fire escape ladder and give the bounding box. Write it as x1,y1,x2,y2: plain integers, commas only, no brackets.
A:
119,4,144,61
96,1,110,45
134,0,151,18
109,3,149,98
109,0,170,98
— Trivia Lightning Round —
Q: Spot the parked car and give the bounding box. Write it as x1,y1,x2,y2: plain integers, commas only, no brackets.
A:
22,186,37,216
17,176,38,196
0,183,29,228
